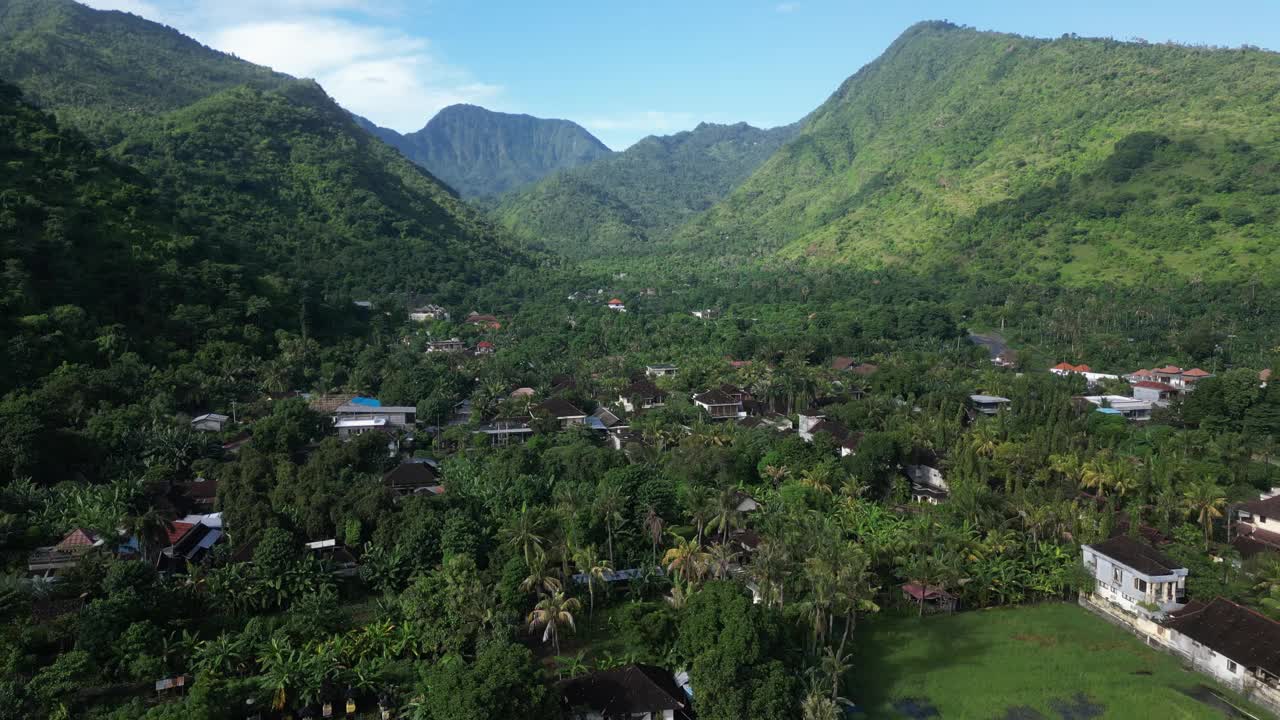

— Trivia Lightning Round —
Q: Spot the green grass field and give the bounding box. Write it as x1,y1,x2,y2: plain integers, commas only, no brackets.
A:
846,603,1267,719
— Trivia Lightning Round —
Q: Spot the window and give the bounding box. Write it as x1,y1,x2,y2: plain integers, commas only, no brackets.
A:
1112,567,1123,583
1228,660,1238,673
1134,578,1147,592
1261,515,1270,524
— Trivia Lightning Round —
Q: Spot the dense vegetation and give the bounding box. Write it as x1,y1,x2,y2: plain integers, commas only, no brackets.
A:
4,6,1280,720
674,22,1280,284
0,0,530,298
496,121,798,259
359,105,613,198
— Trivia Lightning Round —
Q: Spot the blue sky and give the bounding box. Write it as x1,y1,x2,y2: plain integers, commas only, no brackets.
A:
85,0,1280,150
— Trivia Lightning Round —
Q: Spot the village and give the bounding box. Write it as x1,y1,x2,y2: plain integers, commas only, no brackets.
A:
18,297,1280,719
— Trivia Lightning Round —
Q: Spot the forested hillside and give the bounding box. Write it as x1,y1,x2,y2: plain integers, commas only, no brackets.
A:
0,80,292,395
0,0,528,297
495,121,798,259
363,104,613,197
675,22,1280,284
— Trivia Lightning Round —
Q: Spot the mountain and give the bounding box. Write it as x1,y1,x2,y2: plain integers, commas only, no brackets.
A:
0,79,289,393
675,22,1280,284
365,105,613,197
493,121,799,259
0,0,527,296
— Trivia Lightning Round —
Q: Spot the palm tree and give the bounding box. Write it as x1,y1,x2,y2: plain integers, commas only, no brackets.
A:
500,503,546,569
680,485,716,546
819,645,853,703
519,548,563,597
642,507,665,565
799,466,836,495
124,507,175,564
663,533,710,585
749,541,789,608
527,592,581,655
594,482,628,567
573,545,612,621
1182,480,1227,548
706,542,739,580
707,485,742,544
762,464,790,489
801,690,839,720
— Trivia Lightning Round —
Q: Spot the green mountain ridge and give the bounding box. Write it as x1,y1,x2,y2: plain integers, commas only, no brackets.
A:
0,0,527,297
362,104,613,197
494,120,799,259
671,21,1280,284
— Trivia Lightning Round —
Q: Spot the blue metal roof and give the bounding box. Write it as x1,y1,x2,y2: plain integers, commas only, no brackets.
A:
350,397,382,407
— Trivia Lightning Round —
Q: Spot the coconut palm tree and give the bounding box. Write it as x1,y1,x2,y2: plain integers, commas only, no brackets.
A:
573,544,611,621
123,507,175,564
519,548,563,597
762,464,790,489
749,541,790,608
642,507,665,565
500,503,546,569
707,485,742,544
663,533,710,586
594,482,628,567
706,542,739,580
527,592,581,655
1182,480,1227,548
680,484,715,546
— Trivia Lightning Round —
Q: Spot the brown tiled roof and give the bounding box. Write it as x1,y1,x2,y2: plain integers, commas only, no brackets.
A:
693,389,736,405
558,665,690,718
832,357,856,371
308,393,356,413
621,380,661,399
1134,381,1177,391
1165,597,1280,676
383,462,440,490
1087,535,1182,576
533,397,587,418
1236,494,1280,517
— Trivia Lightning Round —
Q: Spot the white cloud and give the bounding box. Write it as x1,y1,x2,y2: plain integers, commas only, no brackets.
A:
580,111,704,150
80,1,499,133
775,2,799,13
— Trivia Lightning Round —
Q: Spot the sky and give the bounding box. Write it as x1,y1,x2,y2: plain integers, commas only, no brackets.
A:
83,0,1280,150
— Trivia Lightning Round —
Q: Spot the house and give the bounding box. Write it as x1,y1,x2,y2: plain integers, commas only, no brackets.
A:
558,664,693,720
426,338,466,353
802,419,862,457
1049,362,1120,387
1078,395,1152,421
176,477,219,512
589,407,626,433
738,414,793,432
619,380,666,412
905,449,948,504
465,312,501,329
383,461,444,498
156,513,224,572
1148,366,1212,391
532,398,588,429
28,528,109,579
1132,381,1178,407
333,401,416,440
607,298,626,312
851,363,879,377
1231,492,1280,560
510,387,536,400
969,394,1011,416
732,490,760,513
408,304,448,322
474,341,495,355
797,407,827,437
691,308,716,320
1082,535,1187,618
474,417,534,447
307,393,356,414
190,413,229,433
303,539,360,577
645,364,678,378
692,388,745,420
1163,597,1280,709
832,356,857,372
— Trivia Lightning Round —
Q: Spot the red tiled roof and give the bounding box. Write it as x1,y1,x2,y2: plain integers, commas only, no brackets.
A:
833,357,857,371
1134,381,1177,391
608,299,623,305
477,341,493,348
902,582,952,600
1153,365,1183,374
55,528,101,551
1130,369,1154,377
166,522,195,545
1262,369,1273,383
1182,368,1211,378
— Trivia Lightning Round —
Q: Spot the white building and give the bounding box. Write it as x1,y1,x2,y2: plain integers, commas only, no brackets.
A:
190,413,229,433
408,304,449,322
969,394,1011,415
1082,535,1186,618
1080,395,1152,421
1163,598,1280,713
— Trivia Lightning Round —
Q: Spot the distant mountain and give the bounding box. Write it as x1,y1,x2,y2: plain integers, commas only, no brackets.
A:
0,0,528,297
675,22,1280,284
365,105,614,197
494,121,799,258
